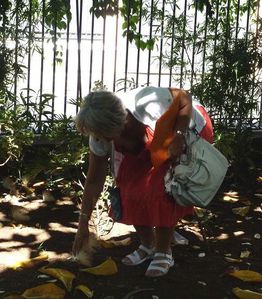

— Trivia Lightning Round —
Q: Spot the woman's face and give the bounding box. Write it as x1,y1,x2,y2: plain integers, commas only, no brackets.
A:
112,112,146,155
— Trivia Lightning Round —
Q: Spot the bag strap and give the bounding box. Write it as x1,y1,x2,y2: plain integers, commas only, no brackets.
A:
149,88,182,168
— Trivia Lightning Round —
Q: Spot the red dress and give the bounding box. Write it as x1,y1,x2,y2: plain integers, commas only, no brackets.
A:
115,107,213,227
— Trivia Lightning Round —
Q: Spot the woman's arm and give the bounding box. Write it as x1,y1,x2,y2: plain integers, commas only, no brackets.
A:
73,151,108,254
168,88,192,159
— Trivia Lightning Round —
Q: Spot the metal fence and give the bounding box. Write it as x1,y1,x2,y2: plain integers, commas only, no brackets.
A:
7,0,262,130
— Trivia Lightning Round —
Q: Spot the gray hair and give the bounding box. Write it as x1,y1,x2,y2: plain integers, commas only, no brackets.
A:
75,91,127,138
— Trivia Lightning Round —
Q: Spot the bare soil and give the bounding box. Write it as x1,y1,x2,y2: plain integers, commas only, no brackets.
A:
0,186,262,299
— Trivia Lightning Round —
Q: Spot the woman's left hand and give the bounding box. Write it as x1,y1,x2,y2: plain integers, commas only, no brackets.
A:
168,133,186,160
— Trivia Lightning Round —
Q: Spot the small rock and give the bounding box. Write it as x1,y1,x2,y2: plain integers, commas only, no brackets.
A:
198,252,206,258
198,281,207,286
42,190,56,202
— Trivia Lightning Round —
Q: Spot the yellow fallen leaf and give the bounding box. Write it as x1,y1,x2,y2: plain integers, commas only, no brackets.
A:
232,287,262,299
75,285,94,298
11,254,48,270
229,270,262,282
194,207,207,218
22,283,65,299
80,257,118,275
39,267,75,291
99,237,132,248
232,206,250,216
240,250,251,258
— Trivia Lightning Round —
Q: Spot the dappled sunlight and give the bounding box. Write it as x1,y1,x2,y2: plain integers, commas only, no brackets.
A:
233,231,245,237
215,233,229,240
48,222,76,233
0,191,79,276
1,186,262,297
1,248,32,268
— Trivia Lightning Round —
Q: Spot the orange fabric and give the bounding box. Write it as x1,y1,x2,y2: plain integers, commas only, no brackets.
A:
149,89,181,168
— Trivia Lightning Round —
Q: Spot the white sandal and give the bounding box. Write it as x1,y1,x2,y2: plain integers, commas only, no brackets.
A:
122,244,154,266
145,252,174,277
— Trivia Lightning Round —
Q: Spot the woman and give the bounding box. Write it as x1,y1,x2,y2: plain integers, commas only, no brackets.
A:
73,86,213,277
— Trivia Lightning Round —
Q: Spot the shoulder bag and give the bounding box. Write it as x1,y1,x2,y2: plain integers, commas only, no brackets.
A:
164,131,229,207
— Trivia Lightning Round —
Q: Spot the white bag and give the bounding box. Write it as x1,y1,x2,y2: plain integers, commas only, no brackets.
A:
164,131,229,207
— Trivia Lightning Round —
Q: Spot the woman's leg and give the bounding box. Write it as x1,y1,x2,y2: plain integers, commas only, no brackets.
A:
122,225,154,265
155,226,174,252
135,225,155,248
145,226,175,277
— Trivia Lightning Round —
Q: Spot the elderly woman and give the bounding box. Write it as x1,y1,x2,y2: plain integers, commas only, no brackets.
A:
73,86,213,277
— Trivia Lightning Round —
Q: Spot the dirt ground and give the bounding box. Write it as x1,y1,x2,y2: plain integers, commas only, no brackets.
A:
0,185,262,299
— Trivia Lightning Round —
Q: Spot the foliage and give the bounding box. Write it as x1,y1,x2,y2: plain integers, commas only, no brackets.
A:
91,0,155,50
0,1,84,198
214,128,261,192
191,35,262,130
0,0,261,195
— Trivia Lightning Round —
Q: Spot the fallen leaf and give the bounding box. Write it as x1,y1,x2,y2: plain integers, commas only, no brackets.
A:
198,252,206,258
229,270,262,282
222,193,239,202
39,267,75,291
11,205,30,222
75,285,94,298
224,191,239,197
123,288,155,299
232,206,250,216
224,257,242,263
32,181,46,188
194,207,206,218
239,199,252,206
74,233,100,266
22,283,65,299
42,190,56,202
240,250,251,258
99,237,132,248
232,287,262,299
11,254,48,270
2,177,17,195
80,257,118,275
197,281,207,286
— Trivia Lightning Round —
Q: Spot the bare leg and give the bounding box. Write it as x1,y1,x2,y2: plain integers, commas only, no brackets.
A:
155,227,174,253
122,225,154,265
135,225,155,248
145,226,174,277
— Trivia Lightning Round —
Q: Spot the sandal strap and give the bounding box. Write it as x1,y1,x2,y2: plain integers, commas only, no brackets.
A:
124,244,154,265
154,252,173,260
146,265,167,273
149,252,174,266
145,252,175,277
126,250,141,264
149,259,172,266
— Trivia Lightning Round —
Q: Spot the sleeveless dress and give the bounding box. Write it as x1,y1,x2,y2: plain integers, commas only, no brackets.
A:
115,106,213,227
89,87,214,227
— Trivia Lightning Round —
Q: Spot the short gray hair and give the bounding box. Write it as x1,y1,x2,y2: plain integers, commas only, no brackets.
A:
75,91,127,138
